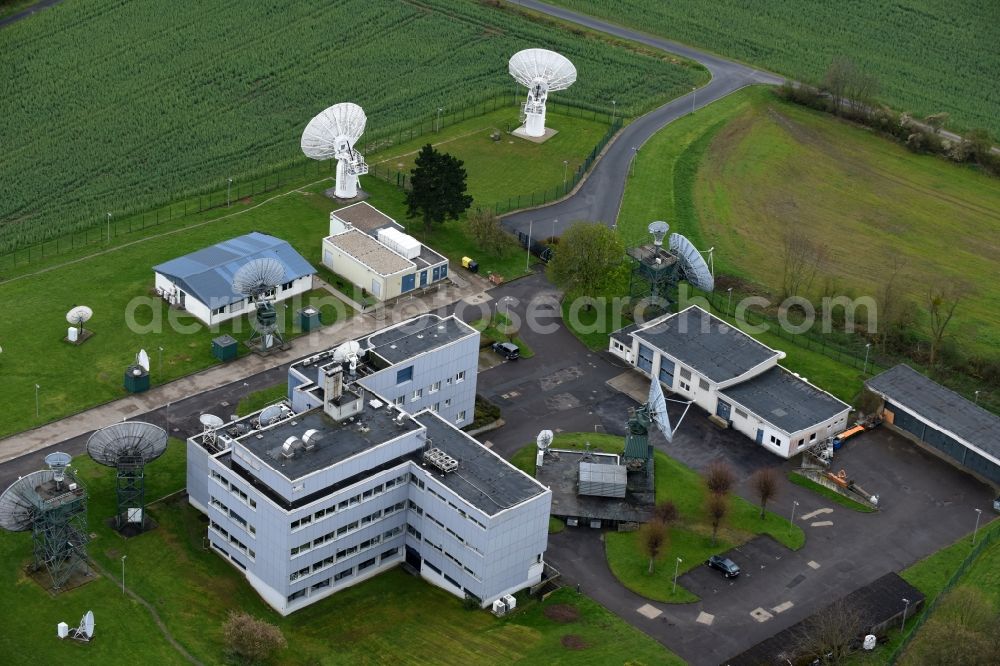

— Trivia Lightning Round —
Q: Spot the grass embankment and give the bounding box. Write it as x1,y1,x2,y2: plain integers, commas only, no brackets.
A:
787,471,876,513
548,0,999,136
470,313,535,359
514,433,803,603
0,442,683,665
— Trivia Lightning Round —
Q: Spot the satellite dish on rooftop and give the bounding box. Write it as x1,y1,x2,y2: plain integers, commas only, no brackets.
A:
669,233,715,292
200,414,225,429
259,404,284,426
302,102,370,199
648,221,669,247
0,471,55,532
509,48,577,138
332,340,363,374
137,349,150,372
536,430,554,451
87,422,168,530
44,451,73,484
66,306,93,332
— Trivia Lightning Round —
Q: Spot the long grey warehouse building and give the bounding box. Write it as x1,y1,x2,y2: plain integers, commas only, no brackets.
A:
186,314,551,615
866,364,1000,486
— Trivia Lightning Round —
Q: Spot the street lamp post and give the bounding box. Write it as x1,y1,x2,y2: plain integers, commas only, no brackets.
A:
630,147,638,177
727,287,734,315
551,218,557,241
107,212,112,242
974,390,980,404
227,177,233,207
973,508,983,545
121,555,127,595
900,598,910,632
672,557,683,594
35,384,40,418
436,107,444,132
526,220,533,271
562,160,568,191
158,346,164,376
692,86,696,114
791,500,799,525
863,342,872,375
611,99,616,125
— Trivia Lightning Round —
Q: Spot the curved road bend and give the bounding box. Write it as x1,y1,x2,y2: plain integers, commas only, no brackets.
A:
502,0,783,236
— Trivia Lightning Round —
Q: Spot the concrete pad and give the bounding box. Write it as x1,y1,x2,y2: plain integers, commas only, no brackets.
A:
511,126,558,143
810,520,834,527
606,371,647,404
636,603,662,619
808,560,821,569
750,607,774,622
695,611,715,626
800,507,833,520
772,601,794,614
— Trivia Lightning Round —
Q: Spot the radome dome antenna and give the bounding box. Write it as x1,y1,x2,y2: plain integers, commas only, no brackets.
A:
509,48,577,138
232,258,287,352
302,102,369,199
648,221,669,247
669,233,715,292
87,421,168,531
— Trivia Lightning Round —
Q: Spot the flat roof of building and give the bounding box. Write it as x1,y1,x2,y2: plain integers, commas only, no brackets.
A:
866,364,1000,459
326,229,414,276
237,398,420,482
412,413,546,516
362,314,476,365
721,366,849,434
331,202,396,234
632,306,778,383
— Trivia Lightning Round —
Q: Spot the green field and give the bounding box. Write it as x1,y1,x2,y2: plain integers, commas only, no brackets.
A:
0,439,684,665
549,0,1000,136
513,433,803,603
0,0,706,253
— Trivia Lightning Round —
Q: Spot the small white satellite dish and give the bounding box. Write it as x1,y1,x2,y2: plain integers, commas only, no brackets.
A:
259,404,284,426
301,102,369,199
72,610,95,641
66,305,93,331
332,340,363,373
509,48,577,137
536,430,554,451
136,349,150,372
200,414,225,429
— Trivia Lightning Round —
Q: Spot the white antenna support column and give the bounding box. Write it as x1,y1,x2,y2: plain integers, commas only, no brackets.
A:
523,105,546,138
335,160,358,199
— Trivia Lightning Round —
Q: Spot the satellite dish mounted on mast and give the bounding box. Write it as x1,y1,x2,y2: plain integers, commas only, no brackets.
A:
232,258,287,352
509,48,577,138
301,102,369,199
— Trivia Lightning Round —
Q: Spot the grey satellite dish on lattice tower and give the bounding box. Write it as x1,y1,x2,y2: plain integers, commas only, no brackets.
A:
233,258,287,352
87,421,168,531
301,102,369,199
509,48,577,137
0,465,90,590
669,233,714,292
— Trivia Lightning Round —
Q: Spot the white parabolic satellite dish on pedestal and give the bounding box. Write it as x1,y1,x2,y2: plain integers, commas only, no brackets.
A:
66,305,93,330
509,48,577,138
669,233,714,292
301,102,370,199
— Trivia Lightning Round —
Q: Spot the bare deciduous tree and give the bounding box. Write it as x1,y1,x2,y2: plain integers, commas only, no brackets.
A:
750,467,779,519
703,460,735,497
781,227,828,300
926,283,968,367
639,520,667,574
223,610,288,665
652,500,679,525
793,599,863,665
707,494,728,546
900,586,1000,666
467,208,514,259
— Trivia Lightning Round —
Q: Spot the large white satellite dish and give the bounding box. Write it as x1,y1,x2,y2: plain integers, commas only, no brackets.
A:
301,102,370,199
669,233,715,292
200,414,225,429
647,379,693,444
509,48,577,138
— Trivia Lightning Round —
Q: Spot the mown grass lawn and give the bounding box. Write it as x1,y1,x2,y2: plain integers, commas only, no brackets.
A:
0,442,684,665
515,433,803,603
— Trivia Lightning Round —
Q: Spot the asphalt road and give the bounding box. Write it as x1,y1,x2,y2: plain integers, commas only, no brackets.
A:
502,0,783,236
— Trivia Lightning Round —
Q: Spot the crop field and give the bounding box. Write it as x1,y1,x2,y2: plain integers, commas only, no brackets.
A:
0,441,683,665
0,0,705,254
550,0,1000,136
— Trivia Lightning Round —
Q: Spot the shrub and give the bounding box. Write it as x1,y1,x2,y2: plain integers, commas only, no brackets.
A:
222,611,287,665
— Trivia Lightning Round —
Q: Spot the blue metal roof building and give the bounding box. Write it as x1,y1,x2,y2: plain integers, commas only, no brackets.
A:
153,232,316,325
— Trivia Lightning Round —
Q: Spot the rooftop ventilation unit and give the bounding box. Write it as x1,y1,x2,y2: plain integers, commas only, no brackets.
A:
423,447,458,474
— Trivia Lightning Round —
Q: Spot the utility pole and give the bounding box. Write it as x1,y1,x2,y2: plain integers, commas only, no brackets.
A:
121,555,127,595
692,86,697,114
227,177,233,207
672,557,683,593
106,212,112,242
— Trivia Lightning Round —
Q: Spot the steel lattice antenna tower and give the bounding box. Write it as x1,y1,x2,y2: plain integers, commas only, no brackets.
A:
0,453,90,591
87,422,168,532
232,258,288,354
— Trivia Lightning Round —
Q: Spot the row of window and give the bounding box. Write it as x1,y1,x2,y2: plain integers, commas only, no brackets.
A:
422,559,463,591
290,472,409,530
210,520,256,560
420,480,486,530
210,495,257,536
287,547,401,603
290,526,403,582
422,509,482,556
396,367,465,387
291,501,406,557
211,281,297,315
210,469,257,509
408,525,481,582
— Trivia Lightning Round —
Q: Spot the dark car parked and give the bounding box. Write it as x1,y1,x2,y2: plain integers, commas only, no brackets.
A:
706,555,740,578
491,341,520,360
